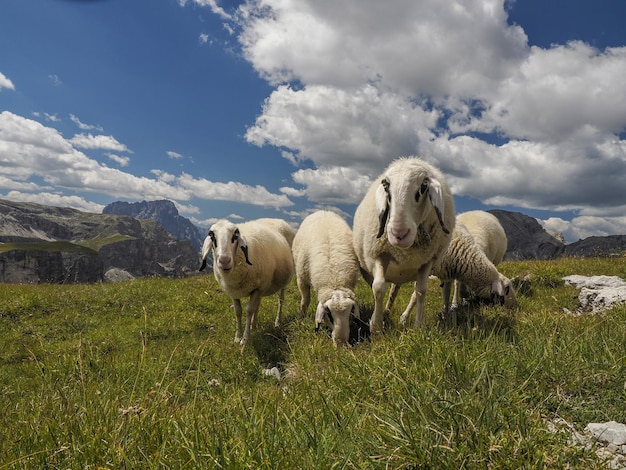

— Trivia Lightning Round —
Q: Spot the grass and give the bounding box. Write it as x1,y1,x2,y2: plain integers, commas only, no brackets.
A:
0,256,625,468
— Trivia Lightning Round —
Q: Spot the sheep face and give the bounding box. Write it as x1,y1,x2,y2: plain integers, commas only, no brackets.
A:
375,171,450,249
315,290,360,347
500,274,518,309
200,220,251,273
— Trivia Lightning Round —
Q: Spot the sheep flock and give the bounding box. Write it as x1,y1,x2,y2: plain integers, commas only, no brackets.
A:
200,156,518,347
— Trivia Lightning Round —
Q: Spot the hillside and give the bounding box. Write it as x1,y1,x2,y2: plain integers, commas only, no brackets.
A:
103,200,205,252
0,199,199,283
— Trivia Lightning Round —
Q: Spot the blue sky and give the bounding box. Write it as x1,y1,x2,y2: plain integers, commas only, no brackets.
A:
1,0,625,243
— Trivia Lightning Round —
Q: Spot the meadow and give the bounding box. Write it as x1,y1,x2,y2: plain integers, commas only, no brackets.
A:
1,256,625,469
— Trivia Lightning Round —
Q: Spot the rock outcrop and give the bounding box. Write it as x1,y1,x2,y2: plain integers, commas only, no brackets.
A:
0,199,199,283
488,210,565,260
103,200,204,252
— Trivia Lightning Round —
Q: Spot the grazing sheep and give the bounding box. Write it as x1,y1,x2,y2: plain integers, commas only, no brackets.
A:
255,217,296,247
199,219,294,345
455,210,516,308
292,210,360,347
352,157,455,333
457,211,507,265
388,220,515,323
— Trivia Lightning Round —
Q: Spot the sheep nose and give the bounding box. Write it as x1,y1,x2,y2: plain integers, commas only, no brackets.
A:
217,255,232,270
391,228,410,241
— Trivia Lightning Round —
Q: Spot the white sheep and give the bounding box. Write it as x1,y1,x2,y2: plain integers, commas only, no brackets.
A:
457,210,507,265
292,210,360,347
352,157,455,333
199,219,294,345
388,220,515,324
455,210,516,308
255,217,296,247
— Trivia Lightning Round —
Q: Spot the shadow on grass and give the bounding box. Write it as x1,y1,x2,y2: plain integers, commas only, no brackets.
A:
436,300,520,343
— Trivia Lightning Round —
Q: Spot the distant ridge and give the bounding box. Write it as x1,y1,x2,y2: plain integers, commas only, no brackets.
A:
103,200,204,252
0,198,198,283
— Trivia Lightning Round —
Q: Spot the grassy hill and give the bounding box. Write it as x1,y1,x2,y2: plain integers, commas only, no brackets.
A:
1,257,625,468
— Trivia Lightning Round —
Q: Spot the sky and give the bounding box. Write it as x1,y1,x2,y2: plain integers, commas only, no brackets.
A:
1,0,626,244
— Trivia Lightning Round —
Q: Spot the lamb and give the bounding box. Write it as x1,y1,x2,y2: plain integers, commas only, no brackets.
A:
454,210,516,308
352,157,455,333
388,220,515,324
291,210,361,347
199,219,294,345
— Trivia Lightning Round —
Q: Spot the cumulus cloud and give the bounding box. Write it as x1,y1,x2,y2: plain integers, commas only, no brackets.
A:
0,72,15,91
106,153,130,167
2,190,104,214
0,111,293,211
167,150,184,159
69,133,132,153
191,0,626,241
70,114,104,132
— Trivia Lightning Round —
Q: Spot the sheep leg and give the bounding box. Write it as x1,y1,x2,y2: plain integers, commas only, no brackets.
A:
242,291,262,345
233,298,244,344
451,280,461,308
385,283,400,313
297,277,311,317
441,281,457,326
370,257,390,334
399,290,418,326
412,262,432,328
275,287,285,328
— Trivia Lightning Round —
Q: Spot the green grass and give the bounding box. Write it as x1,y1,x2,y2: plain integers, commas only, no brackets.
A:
0,241,97,254
1,257,625,468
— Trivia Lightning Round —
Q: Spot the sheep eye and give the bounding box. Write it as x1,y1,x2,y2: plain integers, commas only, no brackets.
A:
208,231,216,246
381,178,392,201
231,229,239,244
415,179,429,202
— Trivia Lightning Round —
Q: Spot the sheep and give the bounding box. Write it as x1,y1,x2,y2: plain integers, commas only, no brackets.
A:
291,210,361,347
255,217,296,247
387,220,515,324
199,219,294,345
352,157,455,333
457,211,507,265
455,210,517,308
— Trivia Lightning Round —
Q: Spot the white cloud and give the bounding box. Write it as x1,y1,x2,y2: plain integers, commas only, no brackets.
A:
542,215,626,243
199,33,209,44
70,114,103,132
167,150,184,159
48,74,62,86
2,190,104,214
0,111,292,210
69,133,131,153
216,0,626,236
181,0,232,20
106,153,130,167
291,166,372,205
0,72,15,91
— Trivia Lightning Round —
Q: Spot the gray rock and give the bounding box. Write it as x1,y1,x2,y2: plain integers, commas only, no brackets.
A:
488,210,565,260
585,422,626,446
563,275,626,314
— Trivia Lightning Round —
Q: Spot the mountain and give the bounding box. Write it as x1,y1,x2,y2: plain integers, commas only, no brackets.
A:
103,200,205,252
488,210,565,260
0,199,199,283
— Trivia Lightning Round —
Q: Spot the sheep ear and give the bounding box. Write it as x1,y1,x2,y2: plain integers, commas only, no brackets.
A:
237,233,252,265
351,302,360,319
492,279,504,295
427,177,450,234
199,235,214,271
315,302,327,326
375,178,390,238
